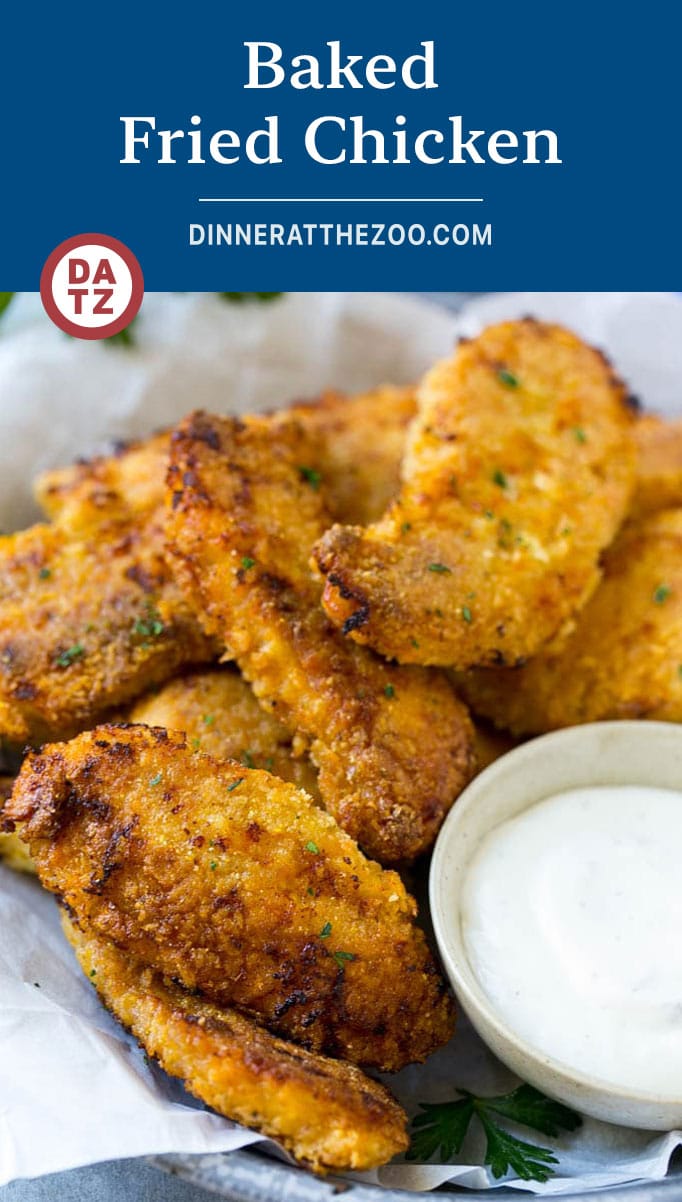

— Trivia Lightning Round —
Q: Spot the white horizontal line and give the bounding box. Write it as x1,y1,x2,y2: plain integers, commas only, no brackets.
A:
197,197,484,203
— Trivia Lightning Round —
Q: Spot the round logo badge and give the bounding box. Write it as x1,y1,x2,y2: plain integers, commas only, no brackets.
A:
40,234,144,339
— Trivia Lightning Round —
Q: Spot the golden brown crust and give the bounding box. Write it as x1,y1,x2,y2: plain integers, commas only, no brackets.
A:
0,775,35,873
165,411,475,865
130,668,320,801
7,724,455,1070
33,386,415,534
631,415,682,519
315,320,637,668
458,508,682,734
284,387,416,525
35,432,170,531
0,516,216,745
63,917,408,1174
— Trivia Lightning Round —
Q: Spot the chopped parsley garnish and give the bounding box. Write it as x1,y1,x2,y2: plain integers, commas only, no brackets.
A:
306,887,315,896
492,469,508,489
461,605,473,623
191,737,201,751
319,921,332,939
133,603,164,639
654,584,672,604
498,369,519,388
220,292,282,304
401,521,412,534
573,427,588,444
227,777,245,792
55,643,85,668
203,714,216,726
332,950,355,969
428,563,452,574
209,860,218,871
410,637,420,649
105,319,137,348
305,840,319,854
149,772,163,787
241,556,255,570
298,465,322,490
39,567,51,580
89,969,97,978
241,749,256,769
384,684,396,699
407,1084,581,1182
264,756,274,771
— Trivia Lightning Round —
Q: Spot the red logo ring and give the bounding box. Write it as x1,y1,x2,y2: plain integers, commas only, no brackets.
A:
40,233,144,340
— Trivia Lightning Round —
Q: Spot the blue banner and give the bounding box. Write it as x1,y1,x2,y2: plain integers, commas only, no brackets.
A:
2,0,679,288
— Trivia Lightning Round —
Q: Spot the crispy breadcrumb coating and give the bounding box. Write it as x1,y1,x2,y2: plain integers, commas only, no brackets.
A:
35,387,416,534
63,916,408,1174
0,775,34,873
315,320,637,668
35,432,171,531
458,509,682,734
0,517,216,745
284,387,416,525
165,411,475,864
7,724,455,1070
631,415,682,518
130,667,320,800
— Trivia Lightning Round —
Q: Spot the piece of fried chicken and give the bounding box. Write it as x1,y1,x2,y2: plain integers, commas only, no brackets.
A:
63,916,408,1173
130,667,320,800
284,386,416,525
458,508,682,734
0,775,34,873
0,514,216,745
166,411,475,864
315,320,637,668
35,431,171,532
35,388,417,533
631,415,682,519
7,724,455,1070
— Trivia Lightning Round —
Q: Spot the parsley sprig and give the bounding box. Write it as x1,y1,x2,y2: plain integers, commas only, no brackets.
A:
407,1084,581,1182
219,292,282,303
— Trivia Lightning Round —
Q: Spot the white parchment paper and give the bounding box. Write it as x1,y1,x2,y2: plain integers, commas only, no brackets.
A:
1,291,682,1191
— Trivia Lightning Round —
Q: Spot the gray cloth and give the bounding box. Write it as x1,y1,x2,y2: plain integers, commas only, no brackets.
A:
2,1160,219,1202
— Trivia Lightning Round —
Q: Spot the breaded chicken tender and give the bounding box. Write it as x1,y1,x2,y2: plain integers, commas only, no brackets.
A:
458,509,682,734
315,320,637,668
0,515,216,745
631,414,682,518
0,775,34,873
63,917,408,1173
131,667,320,800
284,387,416,525
166,411,475,864
36,388,416,534
35,432,170,531
8,724,455,1070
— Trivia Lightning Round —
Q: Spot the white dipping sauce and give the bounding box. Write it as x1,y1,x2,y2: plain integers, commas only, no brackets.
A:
461,786,682,1096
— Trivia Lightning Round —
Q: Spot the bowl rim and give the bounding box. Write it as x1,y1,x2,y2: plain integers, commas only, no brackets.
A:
429,719,682,1109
